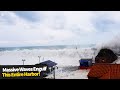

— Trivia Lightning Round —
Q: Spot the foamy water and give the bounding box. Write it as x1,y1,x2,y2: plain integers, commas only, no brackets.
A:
0,47,96,79
0,48,94,66
1,46,120,79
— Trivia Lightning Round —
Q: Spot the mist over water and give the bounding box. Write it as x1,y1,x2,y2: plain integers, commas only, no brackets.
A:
95,33,120,54
0,45,94,66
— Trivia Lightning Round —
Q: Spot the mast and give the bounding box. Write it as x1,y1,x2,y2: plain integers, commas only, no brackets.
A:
75,45,81,59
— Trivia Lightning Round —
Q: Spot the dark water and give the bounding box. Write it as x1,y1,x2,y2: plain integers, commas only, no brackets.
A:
0,44,96,52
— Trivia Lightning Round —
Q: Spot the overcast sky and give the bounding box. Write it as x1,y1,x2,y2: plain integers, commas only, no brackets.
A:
0,11,120,47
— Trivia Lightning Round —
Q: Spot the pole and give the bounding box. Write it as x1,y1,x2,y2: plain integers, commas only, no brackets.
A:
38,56,41,63
76,46,81,59
53,67,55,79
22,59,25,65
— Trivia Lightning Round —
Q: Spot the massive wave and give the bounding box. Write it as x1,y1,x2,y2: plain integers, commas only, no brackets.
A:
0,47,94,66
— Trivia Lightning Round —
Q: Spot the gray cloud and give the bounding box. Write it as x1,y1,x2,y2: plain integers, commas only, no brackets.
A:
0,11,120,47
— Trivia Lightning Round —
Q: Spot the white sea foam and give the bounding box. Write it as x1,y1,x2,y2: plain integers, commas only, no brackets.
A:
0,47,96,79
0,48,94,66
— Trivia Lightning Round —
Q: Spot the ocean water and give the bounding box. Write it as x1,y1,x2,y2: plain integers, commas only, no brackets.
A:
0,44,96,51
0,45,96,66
